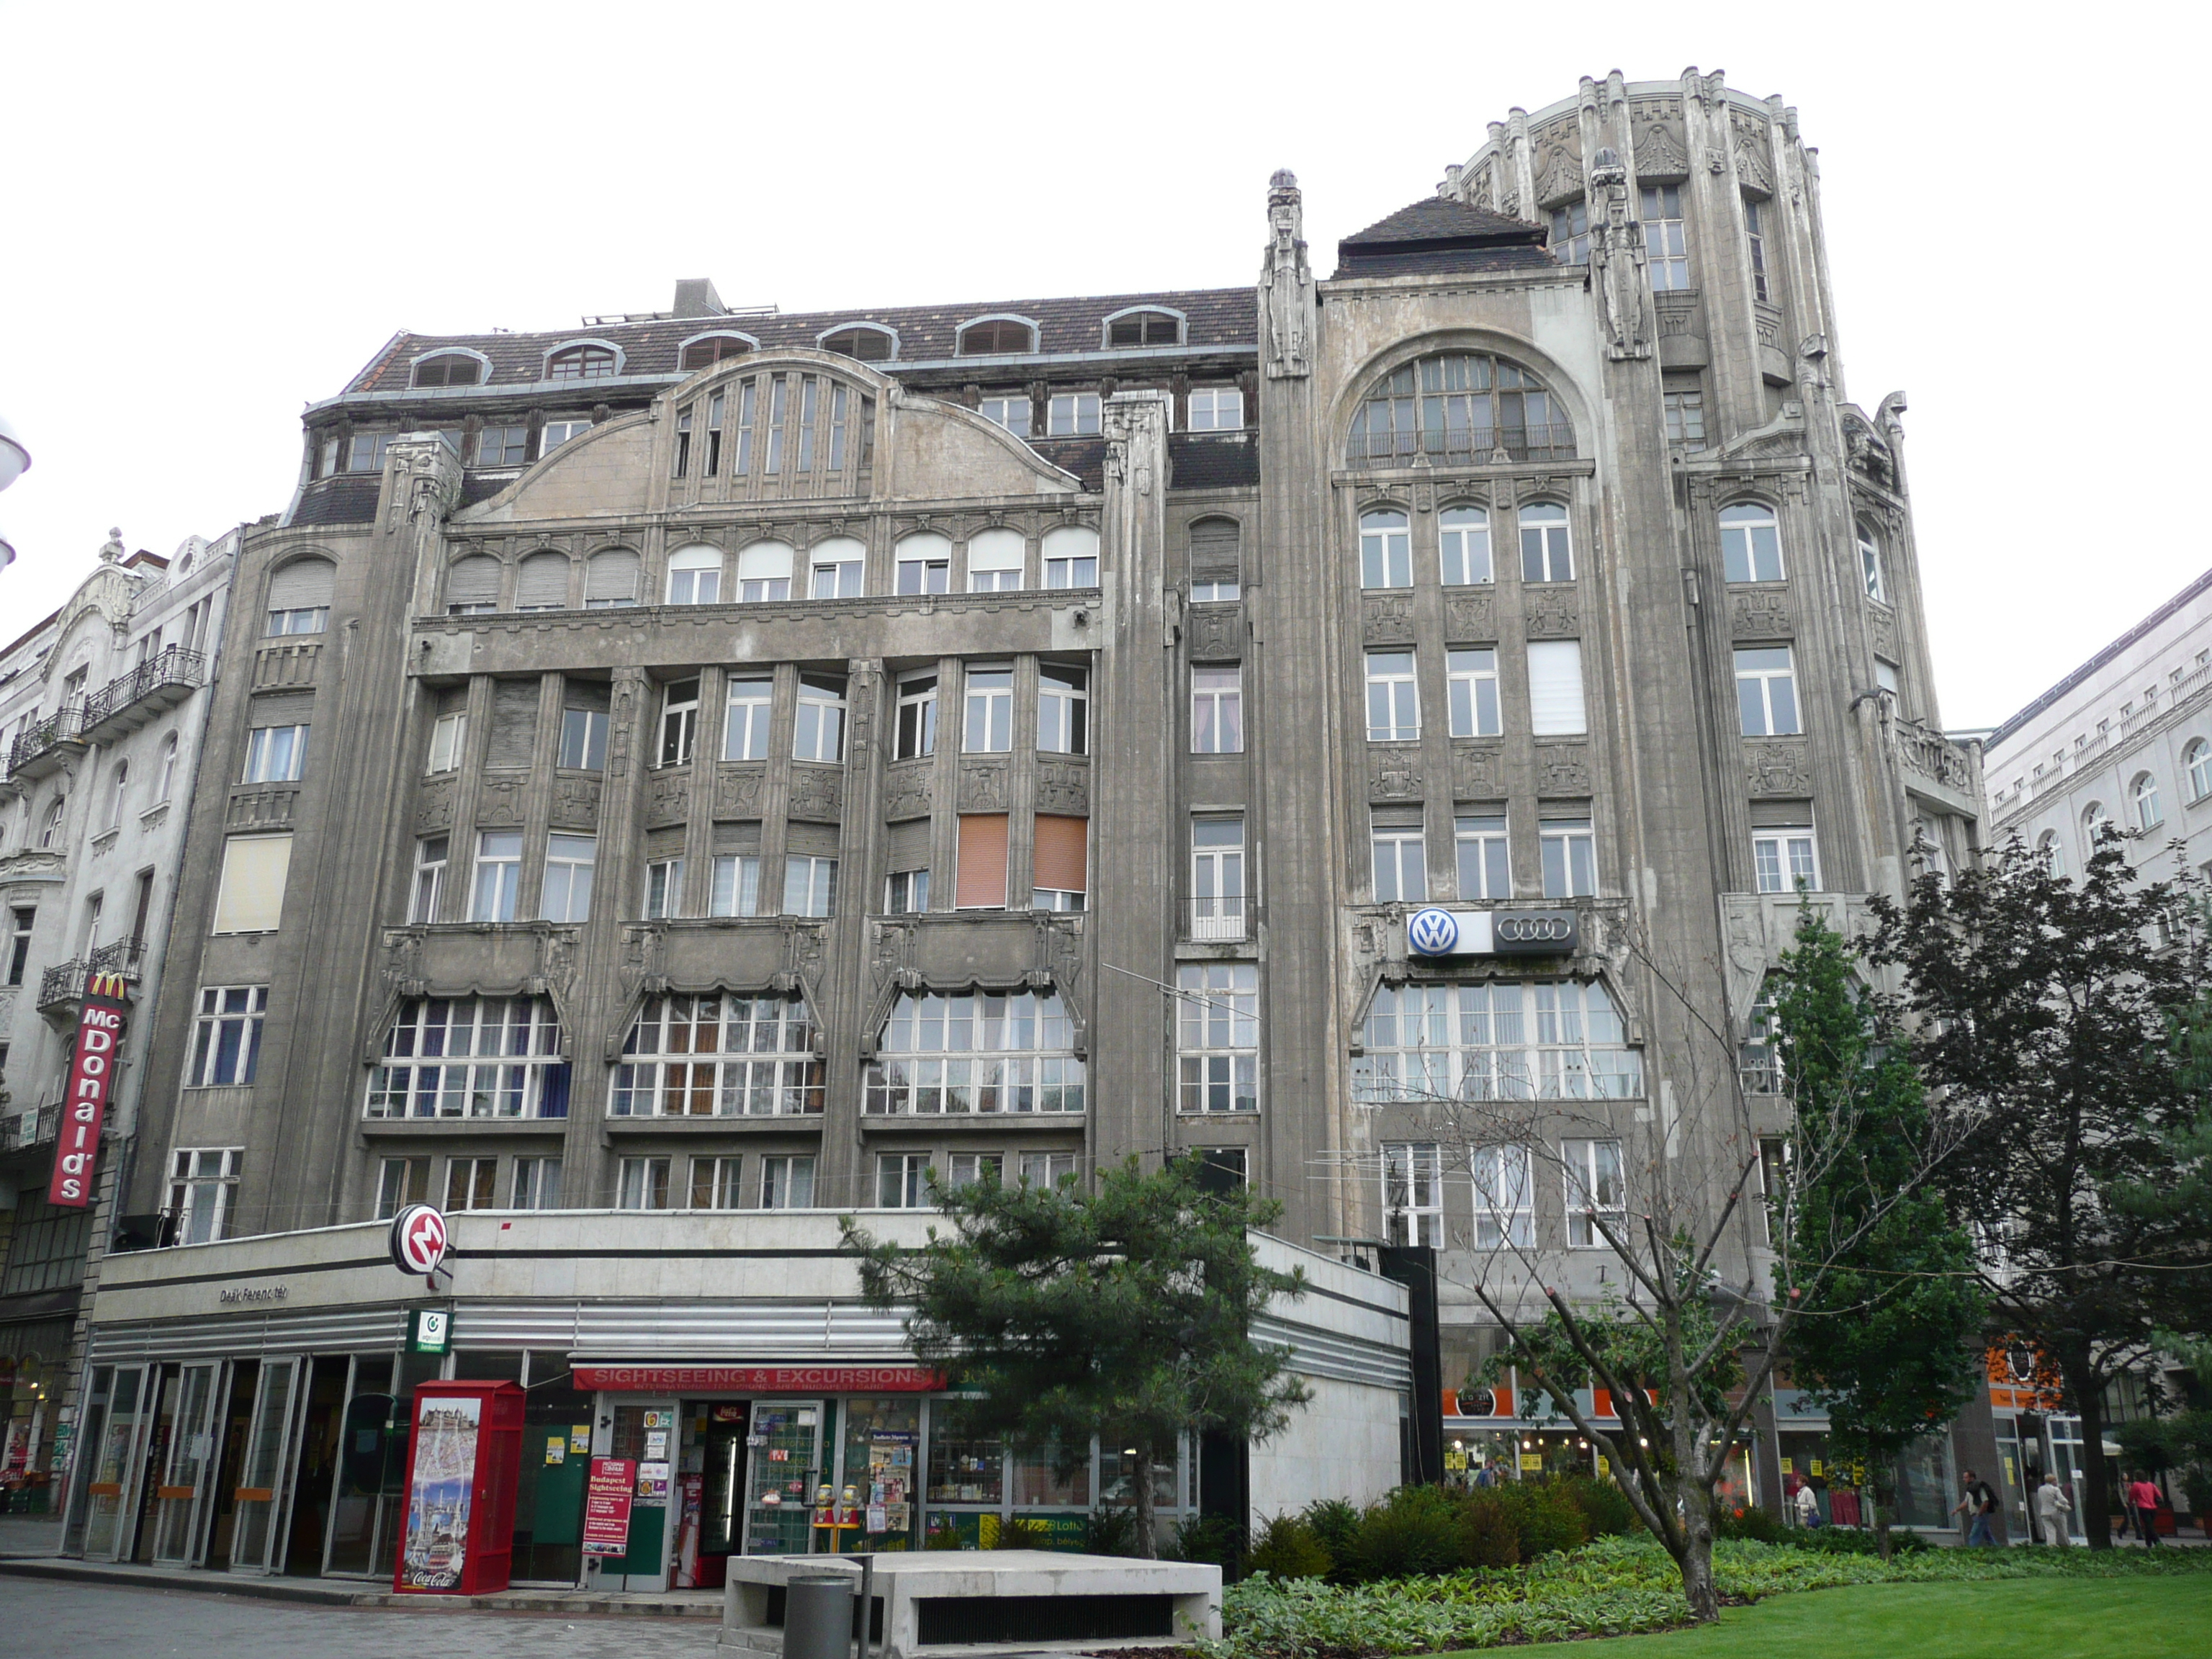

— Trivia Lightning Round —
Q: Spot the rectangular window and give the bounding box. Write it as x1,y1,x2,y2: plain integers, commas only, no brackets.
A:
705,390,724,476
1663,382,1707,450
377,1156,431,1220
965,534,1026,593
979,395,1031,434
886,868,930,914
1044,539,1097,588
511,1156,562,1210
1360,515,1412,589
266,604,328,637
541,834,595,922
1178,963,1259,1112
1018,1151,1076,1187
1047,392,1102,436
1539,817,1596,899
766,375,788,473
445,1156,498,1212
1455,813,1510,900
1447,649,1501,738
1473,1144,1534,1247
793,676,845,763
1372,815,1427,904
471,830,523,922
1033,814,1087,912
367,996,570,1120
1186,388,1244,431
710,854,761,917
963,666,1014,753
168,1148,241,1246
1520,506,1574,583
660,678,700,765
1192,666,1244,754
1745,199,1771,303
477,426,527,467
956,814,1010,909
796,377,819,472
895,675,936,760
241,724,308,784
617,1156,672,1211
1365,652,1419,742
7,907,34,986
1639,184,1690,290
722,677,773,761
1191,817,1246,940
784,855,837,917
691,1156,744,1210
760,1154,815,1210
1550,199,1590,264
559,708,608,770
1721,509,1784,583
896,544,950,595
948,1151,1004,1190
1037,665,1088,754
1753,824,1820,893
1526,640,1588,736
1875,658,1900,702
811,548,864,598
1357,979,1641,1104
188,986,269,1087
1188,520,1240,601
673,403,691,481
732,379,757,474
1382,1142,1443,1247
877,1153,935,1208
645,857,685,920
1735,646,1801,736
409,835,448,923
212,834,292,934
1439,507,1492,585
1563,1137,1627,1246
346,433,392,474
541,418,590,453
427,711,467,773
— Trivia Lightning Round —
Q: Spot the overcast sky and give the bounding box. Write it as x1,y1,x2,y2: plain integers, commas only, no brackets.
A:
1,3,2203,729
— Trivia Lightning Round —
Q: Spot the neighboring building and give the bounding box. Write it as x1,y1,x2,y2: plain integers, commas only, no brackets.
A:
66,67,1979,1580
0,529,233,1494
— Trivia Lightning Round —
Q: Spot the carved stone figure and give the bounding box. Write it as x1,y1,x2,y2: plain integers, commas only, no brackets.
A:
1587,150,1653,361
1260,170,1313,379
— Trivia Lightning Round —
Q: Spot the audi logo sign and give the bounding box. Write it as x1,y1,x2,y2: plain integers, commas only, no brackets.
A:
1405,907,1577,958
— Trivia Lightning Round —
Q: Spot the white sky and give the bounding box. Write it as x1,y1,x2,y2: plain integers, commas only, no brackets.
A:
1,2,2203,729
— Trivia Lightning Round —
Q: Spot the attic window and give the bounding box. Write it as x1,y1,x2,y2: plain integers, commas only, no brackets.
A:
821,327,894,362
1108,310,1180,348
547,345,618,381
413,354,482,388
680,336,754,371
957,320,1036,356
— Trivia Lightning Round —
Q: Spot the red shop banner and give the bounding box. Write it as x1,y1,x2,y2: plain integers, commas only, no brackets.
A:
48,973,129,1209
572,1364,944,1394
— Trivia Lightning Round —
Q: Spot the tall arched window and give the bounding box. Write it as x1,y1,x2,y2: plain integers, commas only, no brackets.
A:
1347,352,1575,466
266,557,334,635
736,541,794,603
2133,772,2163,830
156,734,179,803
2187,738,2212,802
2037,830,2065,878
2084,801,2113,844
1359,510,1411,589
1719,503,1784,583
1857,523,1887,603
665,545,724,606
105,762,129,830
585,548,641,608
40,796,66,849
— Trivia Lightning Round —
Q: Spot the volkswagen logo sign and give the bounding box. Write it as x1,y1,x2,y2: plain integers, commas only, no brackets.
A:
1407,907,1460,956
1492,909,1579,954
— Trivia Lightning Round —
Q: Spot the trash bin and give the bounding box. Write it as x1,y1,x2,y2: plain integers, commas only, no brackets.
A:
785,1573,855,1659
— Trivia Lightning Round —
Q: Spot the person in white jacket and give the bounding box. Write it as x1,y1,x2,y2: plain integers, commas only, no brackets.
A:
2033,1472,2074,1546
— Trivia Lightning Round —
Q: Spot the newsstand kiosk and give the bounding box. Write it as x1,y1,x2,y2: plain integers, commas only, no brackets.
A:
392,1380,526,1595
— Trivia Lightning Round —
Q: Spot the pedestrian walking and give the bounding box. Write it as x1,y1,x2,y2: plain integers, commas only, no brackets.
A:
1951,1468,1999,1546
1794,1480,1822,1529
2128,1472,2163,1546
2033,1472,2072,1547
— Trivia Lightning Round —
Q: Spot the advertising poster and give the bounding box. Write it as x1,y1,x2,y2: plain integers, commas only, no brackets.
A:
398,1395,482,1591
583,1457,637,1555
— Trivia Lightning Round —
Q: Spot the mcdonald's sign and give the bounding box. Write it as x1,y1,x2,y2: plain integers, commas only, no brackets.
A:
48,971,130,1209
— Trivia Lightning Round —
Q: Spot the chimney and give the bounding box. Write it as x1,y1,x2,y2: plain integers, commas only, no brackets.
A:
672,278,726,319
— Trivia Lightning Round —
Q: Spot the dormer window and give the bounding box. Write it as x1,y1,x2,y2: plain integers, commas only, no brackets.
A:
820,326,894,362
547,344,618,381
1107,310,1181,348
412,354,483,388
680,335,755,372
957,319,1037,356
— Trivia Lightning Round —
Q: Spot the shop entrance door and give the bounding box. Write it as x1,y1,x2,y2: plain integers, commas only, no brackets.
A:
742,1401,824,1556
598,1400,678,1591
74,1363,155,1563
150,1360,228,1565
228,1357,306,1575
696,1403,750,1586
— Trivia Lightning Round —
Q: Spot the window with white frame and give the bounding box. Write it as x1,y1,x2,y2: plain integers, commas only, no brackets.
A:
809,537,866,599
612,993,824,1118
541,834,595,922
428,710,467,773
1371,812,1426,904
1187,388,1243,430
665,544,723,606
1745,198,1771,302
1188,518,1240,601
2188,739,2212,802
1043,526,1099,588
1177,963,1258,1112
760,1154,815,1209
1018,1151,1076,1188
966,529,1026,592
866,989,1084,1115
560,706,608,769
376,1157,429,1219
1191,817,1246,940
1735,647,1800,736
963,665,1014,752
1038,665,1087,754
104,761,129,829
169,1148,242,1245
6,907,33,987
1472,1144,1534,1247
946,1151,1004,1190
477,425,527,467
785,855,837,917
156,733,179,802
1549,199,1589,264
1753,822,1819,893
978,395,1032,436
267,604,329,637
723,676,773,761
445,1156,498,1212
1719,503,1784,583
1439,505,1492,585
367,995,568,1119
1663,378,1707,449
660,679,699,766
1447,649,1501,737
2134,772,2164,830
1875,659,1901,705
877,1153,935,1208
2036,830,2066,878
1359,510,1412,589
644,856,684,920
1047,392,1101,436
1357,980,1640,1103
1857,524,1886,603
1382,1143,1444,1246
1519,503,1573,582
1740,977,1782,1096
242,723,308,784
188,986,268,1087
541,418,591,452
1192,666,1243,753
691,1156,745,1210
1540,815,1595,898
1366,651,1419,742
470,830,523,921
1563,1136,1627,1246
710,854,761,917
896,532,951,595
896,674,937,760
793,676,845,763
1638,184,1689,289
736,541,794,603
618,1156,671,1210
886,868,930,914
512,1156,562,1210
1455,813,1510,900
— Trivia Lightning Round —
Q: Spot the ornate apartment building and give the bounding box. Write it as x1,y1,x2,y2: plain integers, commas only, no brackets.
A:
55,69,1985,1576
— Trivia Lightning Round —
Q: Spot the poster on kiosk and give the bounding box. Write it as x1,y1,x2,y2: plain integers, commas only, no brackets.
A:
393,1381,524,1596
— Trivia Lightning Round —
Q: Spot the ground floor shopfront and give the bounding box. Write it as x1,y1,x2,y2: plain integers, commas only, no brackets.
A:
59,1211,1411,1590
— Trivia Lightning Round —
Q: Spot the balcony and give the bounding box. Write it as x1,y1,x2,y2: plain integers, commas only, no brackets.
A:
0,1105,58,1154
7,706,89,783
1890,717,1982,819
80,645,204,744
37,939,145,1026
1187,899,1248,943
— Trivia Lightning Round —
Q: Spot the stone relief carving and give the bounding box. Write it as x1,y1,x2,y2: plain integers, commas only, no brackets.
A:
646,770,691,827
226,787,298,831
871,918,911,988
1362,593,1416,644
1261,170,1313,379
552,775,601,828
1444,591,1496,642
1452,744,1504,799
1535,744,1591,793
415,775,455,832
1035,760,1090,816
884,760,932,822
788,763,844,823
1588,151,1653,361
1185,606,1243,661
716,764,766,817
1731,112,1775,193
606,673,642,775
478,776,526,827
1524,593,1581,638
958,760,1008,812
1729,587,1794,640
1535,137,1582,205
1869,607,1899,660
1634,119,1690,176
1368,747,1425,802
1743,739,1813,796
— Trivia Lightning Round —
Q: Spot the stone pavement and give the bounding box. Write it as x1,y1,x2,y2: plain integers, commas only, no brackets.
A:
0,1511,62,1556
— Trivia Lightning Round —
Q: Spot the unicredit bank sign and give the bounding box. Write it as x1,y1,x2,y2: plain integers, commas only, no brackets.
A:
1406,907,1578,958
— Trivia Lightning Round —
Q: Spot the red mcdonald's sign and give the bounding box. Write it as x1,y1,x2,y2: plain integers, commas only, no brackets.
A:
48,972,129,1209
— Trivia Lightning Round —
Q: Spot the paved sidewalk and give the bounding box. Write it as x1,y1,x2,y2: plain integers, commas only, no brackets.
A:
0,1511,62,1556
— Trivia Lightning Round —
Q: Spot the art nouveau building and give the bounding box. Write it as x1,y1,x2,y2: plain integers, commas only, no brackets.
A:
63,68,1980,1577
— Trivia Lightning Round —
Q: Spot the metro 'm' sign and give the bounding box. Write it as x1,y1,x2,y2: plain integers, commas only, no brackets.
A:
49,972,130,1208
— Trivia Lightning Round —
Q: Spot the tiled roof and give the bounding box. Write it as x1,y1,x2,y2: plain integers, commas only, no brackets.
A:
1169,433,1260,491
345,288,1258,397
1331,246,1563,280
1333,197,1557,281
1339,199,1548,249
291,477,382,527
1027,436,1107,493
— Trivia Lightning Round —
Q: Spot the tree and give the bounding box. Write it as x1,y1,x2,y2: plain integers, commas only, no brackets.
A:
1768,909,1984,1559
842,1156,1309,1557
1866,830,2212,1548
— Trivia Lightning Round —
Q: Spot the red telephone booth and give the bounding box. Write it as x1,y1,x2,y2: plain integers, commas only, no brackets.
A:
392,1381,525,1596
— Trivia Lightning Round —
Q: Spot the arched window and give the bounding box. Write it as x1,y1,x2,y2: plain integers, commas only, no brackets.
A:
546,343,618,381
2188,738,2212,802
819,325,895,361
2037,830,2066,878
2133,772,2163,830
1719,502,1784,583
735,541,793,603
1519,503,1573,583
40,796,66,849
104,762,128,830
864,988,1084,1115
1439,505,1492,586
266,557,334,635
679,334,754,372
156,734,179,803
1359,510,1411,589
444,554,503,614
585,548,641,608
2084,801,2113,844
611,993,824,1118
957,318,1038,356
1042,526,1098,589
1857,523,1886,603
1347,352,1575,466
1105,309,1182,348
665,545,724,606
965,529,1026,593
1188,517,1241,601
411,352,482,388
516,550,572,611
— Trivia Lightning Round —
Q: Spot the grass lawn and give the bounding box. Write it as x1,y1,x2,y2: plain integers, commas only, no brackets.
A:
1514,1573,2212,1657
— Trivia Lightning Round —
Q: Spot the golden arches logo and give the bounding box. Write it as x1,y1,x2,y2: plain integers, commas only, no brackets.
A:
86,973,128,1000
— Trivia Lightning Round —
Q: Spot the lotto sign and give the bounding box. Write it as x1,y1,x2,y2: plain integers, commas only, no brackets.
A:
48,974,130,1208
389,1203,450,1278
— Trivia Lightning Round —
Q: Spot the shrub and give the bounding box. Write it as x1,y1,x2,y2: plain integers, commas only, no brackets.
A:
1490,1480,1590,1560
1081,1505,1141,1557
1454,1491,1521,1568
923,1519,963,1550
1556,1473,1640,1537
992,1516,1051,1549
1244,1513,1332,1581
1172,1514,1246,1573
1298,1497,1362,1578
1717,1504,1791,1544
1338,1485,1468,1583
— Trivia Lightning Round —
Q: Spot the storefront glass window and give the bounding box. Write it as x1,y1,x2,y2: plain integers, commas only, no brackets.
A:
1892,1432,1956,1530
840,1397,922,1550
77,1364,145,1558
744,1402,824,1555
927,1429,1005,1510
1012,1440,1091,1509
324,1355,395,1575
